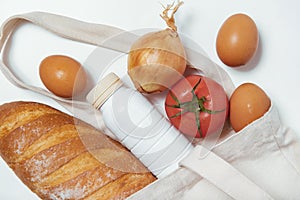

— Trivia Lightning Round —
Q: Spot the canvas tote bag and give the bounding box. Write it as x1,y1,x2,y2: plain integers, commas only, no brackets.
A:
1,12,300,200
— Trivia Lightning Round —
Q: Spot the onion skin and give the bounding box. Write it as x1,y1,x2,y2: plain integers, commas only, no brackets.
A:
128,29,186,93
127,1,186,93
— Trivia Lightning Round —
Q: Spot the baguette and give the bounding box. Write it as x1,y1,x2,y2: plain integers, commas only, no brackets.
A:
0,101,156,200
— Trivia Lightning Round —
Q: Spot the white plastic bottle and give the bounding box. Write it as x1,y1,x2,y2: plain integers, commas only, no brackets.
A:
87,72,193,178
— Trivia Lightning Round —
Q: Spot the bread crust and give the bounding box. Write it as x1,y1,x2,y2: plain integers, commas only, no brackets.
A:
0,101,156,199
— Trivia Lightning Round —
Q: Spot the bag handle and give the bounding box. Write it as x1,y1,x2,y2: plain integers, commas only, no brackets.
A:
180,145,274,200
0,11,127,52
0,11,130,112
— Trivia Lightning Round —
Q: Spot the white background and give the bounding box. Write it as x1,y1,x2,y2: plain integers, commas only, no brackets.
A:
0,0,299,199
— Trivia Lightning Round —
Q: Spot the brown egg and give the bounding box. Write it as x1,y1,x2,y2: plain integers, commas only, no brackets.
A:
39,55,87,98
229,83,271,132
216,13,259,67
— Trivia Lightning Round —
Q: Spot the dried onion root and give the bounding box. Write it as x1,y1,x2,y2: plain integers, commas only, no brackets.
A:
127,1,186,93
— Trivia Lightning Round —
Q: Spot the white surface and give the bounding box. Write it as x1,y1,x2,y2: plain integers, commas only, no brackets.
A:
0,0,299,199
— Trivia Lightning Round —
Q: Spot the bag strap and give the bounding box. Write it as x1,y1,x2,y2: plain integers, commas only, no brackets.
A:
0,11,127,52
180,145,274,200
0,11,129,112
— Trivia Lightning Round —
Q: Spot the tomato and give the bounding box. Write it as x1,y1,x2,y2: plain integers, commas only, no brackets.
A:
165,75,229,138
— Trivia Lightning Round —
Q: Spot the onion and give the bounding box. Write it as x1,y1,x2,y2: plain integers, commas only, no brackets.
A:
127,1,186,93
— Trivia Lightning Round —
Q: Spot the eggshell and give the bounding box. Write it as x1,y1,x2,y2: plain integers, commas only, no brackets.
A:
229,83,271,132
216,13,259,67
39,55,87,98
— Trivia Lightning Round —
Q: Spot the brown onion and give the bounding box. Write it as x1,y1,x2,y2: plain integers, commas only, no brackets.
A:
127,1,186,93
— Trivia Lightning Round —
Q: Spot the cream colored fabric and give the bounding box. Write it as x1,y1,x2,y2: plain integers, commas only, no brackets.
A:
1,12,300,199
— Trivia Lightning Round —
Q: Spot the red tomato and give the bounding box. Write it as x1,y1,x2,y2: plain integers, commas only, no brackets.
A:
165,75,229,138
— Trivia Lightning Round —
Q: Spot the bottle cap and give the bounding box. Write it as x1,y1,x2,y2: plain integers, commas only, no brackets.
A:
86,72,123,109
